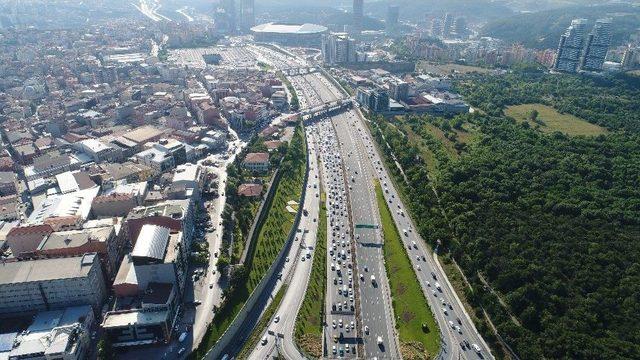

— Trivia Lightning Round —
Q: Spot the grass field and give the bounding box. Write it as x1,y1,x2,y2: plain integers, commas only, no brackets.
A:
294,193,327,358
505,103,608,136
236,285,287,360
375,181,440,358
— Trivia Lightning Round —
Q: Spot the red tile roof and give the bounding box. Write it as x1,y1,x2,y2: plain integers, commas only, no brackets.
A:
243,152,269,164
237,183,263,197
93,193,134,204
7,224,54,237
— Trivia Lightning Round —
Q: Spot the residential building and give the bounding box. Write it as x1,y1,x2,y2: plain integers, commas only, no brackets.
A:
386,5,400,35
0,254,106,315
92,193,138,218
5,224,54,258
580,18,613,72
34,226,120,279
242,152,270,172
125,199,194,253
554,19,588,73
240,0,255,32
353,0,364,32
0,172,17,196
0,195,20,221
74,138,123,162
1,306,94,360
322,33,358,64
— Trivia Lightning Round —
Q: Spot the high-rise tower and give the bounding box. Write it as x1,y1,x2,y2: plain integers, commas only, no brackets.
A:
579,18,612,72
386,5,400,35
353,0,364,33
553,18,588,73
240,0,255,32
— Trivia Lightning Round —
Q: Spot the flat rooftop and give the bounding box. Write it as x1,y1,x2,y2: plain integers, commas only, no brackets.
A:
0,254,97,285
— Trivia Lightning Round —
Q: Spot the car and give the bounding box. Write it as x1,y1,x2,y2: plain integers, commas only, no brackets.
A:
456,325,462,334
431,272,437,280
457,317,462,324
449,321,455,329
332,320,337,328
339,319,343,327
285,257,289,262
300,256,305,262
274,315,280,323
261,336,268,345
350,321,355,329
178,332,188,343
209,283,213,289
364,325,369,334
332,345,337,354
443,307,448,315
472,344,482,353
178,348,185,355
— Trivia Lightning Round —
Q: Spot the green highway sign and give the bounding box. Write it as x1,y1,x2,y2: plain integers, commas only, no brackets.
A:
355,224,378,229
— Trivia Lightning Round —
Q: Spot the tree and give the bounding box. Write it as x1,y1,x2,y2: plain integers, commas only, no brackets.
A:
97,336,114,360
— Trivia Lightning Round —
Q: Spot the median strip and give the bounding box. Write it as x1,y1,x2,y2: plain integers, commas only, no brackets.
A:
374,180,440,359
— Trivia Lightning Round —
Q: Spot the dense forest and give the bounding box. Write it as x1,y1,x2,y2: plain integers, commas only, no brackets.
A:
457,71,640,133
369,72,640,359
481,4,640,49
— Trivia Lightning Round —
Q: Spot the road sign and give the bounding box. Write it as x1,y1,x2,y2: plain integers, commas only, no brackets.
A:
355,223,378,229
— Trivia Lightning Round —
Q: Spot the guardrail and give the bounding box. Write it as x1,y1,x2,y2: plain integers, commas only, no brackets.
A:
202,126,310,360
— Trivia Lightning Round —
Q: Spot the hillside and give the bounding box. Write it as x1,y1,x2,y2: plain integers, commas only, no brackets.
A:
481,4,640,49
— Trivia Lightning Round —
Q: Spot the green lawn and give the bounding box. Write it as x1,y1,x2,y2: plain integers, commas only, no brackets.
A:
505,103,608,136
236,285,287,360
294,193,327,358
375,181,440,359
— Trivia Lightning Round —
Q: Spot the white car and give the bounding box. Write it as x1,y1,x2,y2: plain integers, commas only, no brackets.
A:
261,336,268,345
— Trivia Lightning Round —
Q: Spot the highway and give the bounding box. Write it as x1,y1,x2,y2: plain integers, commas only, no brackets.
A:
246,43,492,359
315,118,358,359
343,107,495,360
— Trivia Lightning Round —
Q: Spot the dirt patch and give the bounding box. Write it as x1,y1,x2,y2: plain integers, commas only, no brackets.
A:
400,340,431,360
298,333,322,358
402,310,415,323
397,282,407,296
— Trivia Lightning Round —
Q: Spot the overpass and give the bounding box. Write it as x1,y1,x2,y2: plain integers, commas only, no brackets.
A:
301,99,353,123
280,66,319,76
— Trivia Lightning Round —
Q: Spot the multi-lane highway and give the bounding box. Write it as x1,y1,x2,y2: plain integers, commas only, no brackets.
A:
246,44,493,360
315,119,359,359
342,107,494,360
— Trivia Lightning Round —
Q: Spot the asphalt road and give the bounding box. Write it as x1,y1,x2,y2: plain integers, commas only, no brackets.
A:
344,108,495,360
332,111,399,359
314,119,359,359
